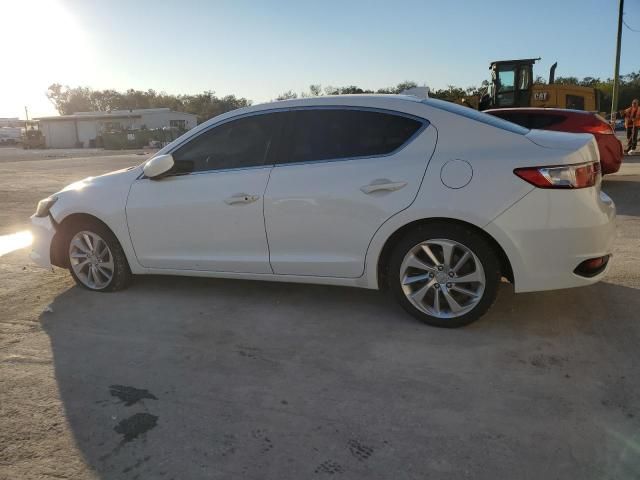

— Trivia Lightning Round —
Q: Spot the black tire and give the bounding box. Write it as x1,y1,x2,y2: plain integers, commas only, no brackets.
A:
63,218,132,292
388,222,501,328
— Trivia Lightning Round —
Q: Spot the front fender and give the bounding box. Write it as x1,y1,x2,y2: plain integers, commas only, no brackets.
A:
49,178,145,274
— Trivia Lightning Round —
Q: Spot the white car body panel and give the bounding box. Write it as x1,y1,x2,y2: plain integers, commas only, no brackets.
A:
126,166,272,273
45,166,145,273
29,95,615,297
485,188,616,292
264,126,437,277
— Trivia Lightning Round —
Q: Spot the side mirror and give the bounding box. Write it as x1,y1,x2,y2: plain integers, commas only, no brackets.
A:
143,154,175,179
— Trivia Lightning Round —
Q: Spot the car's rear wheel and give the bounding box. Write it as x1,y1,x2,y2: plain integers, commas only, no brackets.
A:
65,220,131,292
388,223,500,328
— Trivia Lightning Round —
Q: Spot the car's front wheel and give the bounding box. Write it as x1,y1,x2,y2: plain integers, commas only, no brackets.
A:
65,220,131,292
388,223,501,328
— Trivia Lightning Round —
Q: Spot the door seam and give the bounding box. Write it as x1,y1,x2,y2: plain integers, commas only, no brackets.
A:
262,165,275,274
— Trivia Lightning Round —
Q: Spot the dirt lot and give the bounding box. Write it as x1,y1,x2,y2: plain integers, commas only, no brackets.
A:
1,147,639,479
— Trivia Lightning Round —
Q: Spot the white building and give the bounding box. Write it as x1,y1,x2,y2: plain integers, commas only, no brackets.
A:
0,117,23,128
35,108,198,148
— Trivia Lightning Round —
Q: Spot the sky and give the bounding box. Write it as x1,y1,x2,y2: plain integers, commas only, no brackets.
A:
2,0,640,118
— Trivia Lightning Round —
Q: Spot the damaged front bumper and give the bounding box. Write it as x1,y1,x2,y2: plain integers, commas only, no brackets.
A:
30,214,56,270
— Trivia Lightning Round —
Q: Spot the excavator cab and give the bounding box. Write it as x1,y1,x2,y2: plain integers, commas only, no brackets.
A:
483,58,537,110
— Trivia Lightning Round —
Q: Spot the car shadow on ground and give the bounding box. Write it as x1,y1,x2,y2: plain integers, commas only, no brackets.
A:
41,275,640,479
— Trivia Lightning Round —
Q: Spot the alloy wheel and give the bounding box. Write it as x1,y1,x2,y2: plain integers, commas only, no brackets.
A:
399,239,486,319
68,231,114,290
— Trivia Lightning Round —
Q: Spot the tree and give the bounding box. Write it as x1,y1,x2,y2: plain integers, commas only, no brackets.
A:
430,85,468,102
554,76,580,85
276,90,298,101
46,84,251,123
308,84,322,96
46,84,94,115
376,81,417,94
47,71,640,123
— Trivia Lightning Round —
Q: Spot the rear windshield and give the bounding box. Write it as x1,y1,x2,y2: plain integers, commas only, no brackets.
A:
422,98,530,135
488,110,566,130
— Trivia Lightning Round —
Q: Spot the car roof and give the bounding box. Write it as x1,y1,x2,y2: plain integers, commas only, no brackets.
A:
250,94,423,109
211,94,428,121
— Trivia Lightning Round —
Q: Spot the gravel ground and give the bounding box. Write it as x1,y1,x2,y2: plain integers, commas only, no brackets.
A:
0,148,639,479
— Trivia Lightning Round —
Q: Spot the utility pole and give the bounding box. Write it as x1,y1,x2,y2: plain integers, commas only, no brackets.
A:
24,106,29,122
611,0,624,123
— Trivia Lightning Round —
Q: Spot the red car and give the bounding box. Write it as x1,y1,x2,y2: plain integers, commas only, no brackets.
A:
485,108,624,174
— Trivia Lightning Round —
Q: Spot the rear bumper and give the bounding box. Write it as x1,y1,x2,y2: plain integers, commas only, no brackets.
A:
29,215,56,270
485,187,616,293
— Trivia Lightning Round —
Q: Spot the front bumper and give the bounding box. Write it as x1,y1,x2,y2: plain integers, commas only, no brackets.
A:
485,187,616,293
29,215,56,270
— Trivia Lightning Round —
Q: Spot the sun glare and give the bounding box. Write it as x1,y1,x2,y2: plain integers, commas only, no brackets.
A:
1,0,93,117
0,231,34,257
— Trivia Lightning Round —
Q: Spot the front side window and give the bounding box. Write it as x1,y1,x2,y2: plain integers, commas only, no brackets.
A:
172,113,283,173
283,109,424,164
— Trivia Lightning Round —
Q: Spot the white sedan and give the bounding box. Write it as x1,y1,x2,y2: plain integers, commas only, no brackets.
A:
30,95,616,327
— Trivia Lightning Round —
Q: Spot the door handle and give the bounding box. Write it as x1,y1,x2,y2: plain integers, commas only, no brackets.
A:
224,193,260,205
360,179,408,194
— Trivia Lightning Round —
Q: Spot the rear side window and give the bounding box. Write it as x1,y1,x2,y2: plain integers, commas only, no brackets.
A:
172,112,283,173
281,109,424,164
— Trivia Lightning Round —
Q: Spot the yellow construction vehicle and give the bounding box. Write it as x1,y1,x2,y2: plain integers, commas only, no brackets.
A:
462,58,600,112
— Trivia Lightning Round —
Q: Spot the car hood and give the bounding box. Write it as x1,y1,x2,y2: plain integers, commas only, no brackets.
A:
58,165,142,194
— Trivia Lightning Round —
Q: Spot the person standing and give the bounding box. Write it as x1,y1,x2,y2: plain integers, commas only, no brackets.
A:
622,99,640,154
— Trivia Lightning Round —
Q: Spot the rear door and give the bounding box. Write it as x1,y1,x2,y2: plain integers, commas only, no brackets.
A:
263,108,436,278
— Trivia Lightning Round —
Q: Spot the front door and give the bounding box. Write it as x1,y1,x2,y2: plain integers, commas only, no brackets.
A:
126,111,285,273
264,108,436,278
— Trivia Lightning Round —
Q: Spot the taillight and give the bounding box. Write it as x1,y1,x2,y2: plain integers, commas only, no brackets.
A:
514,161,601,189
581,116,614,135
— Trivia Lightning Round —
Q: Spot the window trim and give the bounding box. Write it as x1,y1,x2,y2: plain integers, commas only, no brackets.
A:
154,106,429,176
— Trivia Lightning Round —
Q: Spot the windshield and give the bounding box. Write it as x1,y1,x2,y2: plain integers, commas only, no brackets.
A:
422,98,530,135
